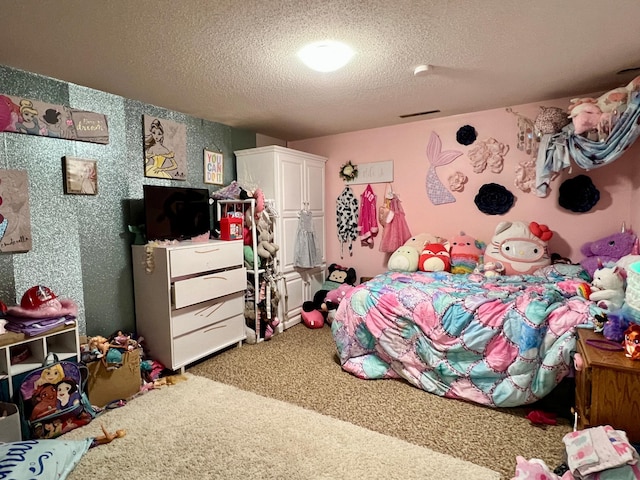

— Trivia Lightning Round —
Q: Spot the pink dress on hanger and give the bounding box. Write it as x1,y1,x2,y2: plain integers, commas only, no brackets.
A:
379,194,412,253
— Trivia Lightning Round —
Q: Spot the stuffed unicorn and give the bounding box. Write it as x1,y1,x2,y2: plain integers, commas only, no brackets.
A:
589,264,626,311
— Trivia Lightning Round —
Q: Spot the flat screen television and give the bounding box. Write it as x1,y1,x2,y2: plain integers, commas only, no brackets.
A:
143,184,211,241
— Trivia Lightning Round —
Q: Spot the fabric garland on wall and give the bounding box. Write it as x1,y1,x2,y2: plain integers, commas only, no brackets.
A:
536,92,640,197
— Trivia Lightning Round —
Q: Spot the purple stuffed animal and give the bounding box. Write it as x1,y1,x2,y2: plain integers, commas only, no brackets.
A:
580,226,637,278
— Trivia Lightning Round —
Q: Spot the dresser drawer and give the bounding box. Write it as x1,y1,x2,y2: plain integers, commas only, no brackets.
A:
171,292,243,337
173,267,245,309
173,313,245,367
169,241,242,278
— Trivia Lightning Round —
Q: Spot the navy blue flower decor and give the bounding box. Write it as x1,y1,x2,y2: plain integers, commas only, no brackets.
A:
558,174,600,213
474,183,515,215
456,125,477,146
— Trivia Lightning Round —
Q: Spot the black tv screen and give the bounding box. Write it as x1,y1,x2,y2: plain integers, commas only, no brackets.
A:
143,185,211,241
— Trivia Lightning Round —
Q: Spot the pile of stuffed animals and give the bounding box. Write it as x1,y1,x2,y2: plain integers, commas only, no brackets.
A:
301,220,640,358
387,221,554,277
301,264,356,329
383,221,640,359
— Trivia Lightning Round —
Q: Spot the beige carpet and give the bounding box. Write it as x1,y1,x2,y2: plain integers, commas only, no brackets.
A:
64,374,500,480
189,323,574,479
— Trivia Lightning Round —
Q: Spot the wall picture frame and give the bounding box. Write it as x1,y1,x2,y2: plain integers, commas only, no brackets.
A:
204,149,224,185
62,156,98,195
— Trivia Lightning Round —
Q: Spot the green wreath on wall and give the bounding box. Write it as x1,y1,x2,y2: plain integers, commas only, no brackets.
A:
339,160,358,181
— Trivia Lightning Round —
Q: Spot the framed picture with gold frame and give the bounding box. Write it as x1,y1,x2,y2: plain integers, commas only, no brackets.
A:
62,156,98,195
203,149,224,185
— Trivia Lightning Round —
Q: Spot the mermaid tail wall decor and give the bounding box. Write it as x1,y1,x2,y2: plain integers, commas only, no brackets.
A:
425,131,463,205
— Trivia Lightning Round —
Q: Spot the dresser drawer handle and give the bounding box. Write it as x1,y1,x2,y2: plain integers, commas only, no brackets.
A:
195,248,221,254
195,302,225,317
204,324,226,333
203,275,228,281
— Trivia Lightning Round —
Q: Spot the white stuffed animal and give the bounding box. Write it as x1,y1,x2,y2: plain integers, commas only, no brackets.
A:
589,265,626,311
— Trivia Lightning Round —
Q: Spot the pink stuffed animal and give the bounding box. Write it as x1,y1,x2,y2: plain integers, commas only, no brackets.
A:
449,232,484,274
324,283,354,309
569,102,604,135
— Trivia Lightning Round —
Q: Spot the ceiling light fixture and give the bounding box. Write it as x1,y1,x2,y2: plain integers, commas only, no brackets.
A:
297,41,354,72
413,64,432,76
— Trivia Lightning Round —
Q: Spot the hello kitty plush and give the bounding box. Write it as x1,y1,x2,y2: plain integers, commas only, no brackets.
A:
483,221,552,275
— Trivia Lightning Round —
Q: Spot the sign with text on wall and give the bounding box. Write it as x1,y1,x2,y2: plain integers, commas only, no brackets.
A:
0,169,32,253
0,94,109,144
345,160,394,185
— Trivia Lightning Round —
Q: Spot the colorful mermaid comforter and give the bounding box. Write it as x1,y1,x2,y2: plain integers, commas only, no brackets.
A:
332,267,603,407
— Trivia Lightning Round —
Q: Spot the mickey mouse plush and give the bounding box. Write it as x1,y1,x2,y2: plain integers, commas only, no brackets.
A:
301,264,356,328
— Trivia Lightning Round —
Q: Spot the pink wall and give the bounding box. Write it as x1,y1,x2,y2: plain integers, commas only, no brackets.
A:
290,97,640,281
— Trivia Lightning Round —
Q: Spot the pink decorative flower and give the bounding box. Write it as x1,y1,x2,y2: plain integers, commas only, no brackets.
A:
468,138,509,173
448,171,468,192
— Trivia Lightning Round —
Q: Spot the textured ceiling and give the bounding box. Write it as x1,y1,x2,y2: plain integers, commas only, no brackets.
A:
2,0,640,141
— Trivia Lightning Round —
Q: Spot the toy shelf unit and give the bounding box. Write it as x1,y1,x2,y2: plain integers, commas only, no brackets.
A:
0,324,80,400
216,198,281,343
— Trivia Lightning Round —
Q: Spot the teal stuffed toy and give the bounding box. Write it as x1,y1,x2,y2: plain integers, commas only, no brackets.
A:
244,245,260,269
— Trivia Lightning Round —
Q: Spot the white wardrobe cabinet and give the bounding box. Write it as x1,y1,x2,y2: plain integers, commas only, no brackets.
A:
235,146,327,328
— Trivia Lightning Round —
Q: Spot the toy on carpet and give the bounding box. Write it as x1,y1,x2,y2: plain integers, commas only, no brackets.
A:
302,264,356,328
449,232,484,274
483,221,553,275
589,263,626,311
580,225,637,279
418,242,451,272
323,283,355,324
525,410,557,427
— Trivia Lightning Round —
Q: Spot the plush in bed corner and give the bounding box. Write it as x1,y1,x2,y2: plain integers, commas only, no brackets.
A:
331,265,603,407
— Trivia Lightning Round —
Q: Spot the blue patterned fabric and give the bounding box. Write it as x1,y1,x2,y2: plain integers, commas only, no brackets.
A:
0,438,92,479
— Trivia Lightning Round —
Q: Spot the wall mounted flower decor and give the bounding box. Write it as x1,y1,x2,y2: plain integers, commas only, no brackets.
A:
339,160,358,181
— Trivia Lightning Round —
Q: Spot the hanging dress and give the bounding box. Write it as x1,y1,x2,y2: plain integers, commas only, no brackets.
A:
379,194,412,253
293,209,320,268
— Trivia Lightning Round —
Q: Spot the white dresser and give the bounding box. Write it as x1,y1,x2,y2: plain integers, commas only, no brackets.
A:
131,239,246,372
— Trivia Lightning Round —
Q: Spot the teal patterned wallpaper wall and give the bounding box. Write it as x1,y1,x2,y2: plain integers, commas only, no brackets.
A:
0,65,256,336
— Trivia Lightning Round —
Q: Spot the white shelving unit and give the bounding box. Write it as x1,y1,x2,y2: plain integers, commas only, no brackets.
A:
216,198,280,342
0,325,80,400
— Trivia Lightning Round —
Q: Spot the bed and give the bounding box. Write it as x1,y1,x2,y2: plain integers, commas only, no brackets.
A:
331,265,604,407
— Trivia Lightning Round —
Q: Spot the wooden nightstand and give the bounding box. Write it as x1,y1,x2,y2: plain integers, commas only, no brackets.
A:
574,328,640,442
